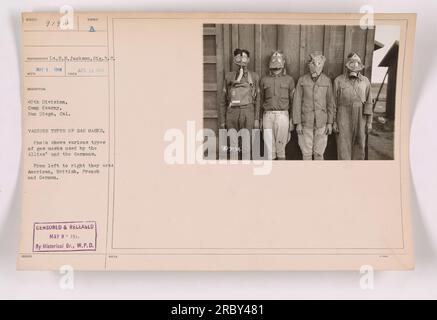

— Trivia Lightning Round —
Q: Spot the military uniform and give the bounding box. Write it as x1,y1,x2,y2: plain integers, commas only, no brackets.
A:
334,73,373,160
292,73,335,160
219,70,260,159
260,74,295,159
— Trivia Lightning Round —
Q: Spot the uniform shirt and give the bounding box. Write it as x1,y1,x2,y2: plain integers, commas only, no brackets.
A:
292,73,335,129
333,73,373,116
219,70,261,126
260,73,295,116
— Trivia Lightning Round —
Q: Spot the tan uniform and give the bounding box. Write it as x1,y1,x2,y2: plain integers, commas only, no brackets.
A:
292,73,335,160
334,73,373,160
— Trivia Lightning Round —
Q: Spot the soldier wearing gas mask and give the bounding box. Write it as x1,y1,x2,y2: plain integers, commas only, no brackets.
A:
260,51,295,160
333,53,373,160
219,48,260,160
292,52,335,160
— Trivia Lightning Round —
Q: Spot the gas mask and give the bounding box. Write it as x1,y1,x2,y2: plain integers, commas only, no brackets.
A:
269,51,285,74
233,50,250,68
346,53,364,78
308,52,326,78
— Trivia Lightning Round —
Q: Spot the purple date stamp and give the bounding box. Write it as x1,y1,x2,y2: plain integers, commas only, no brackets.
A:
33,221,97,252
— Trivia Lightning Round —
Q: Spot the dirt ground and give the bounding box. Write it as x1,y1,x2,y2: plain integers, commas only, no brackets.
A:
367,114,394,160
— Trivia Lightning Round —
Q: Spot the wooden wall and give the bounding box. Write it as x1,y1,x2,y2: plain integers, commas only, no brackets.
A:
203,24,376,159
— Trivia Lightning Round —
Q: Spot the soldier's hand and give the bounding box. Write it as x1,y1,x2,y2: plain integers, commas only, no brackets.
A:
220,123,226,130
325,124,333,135
289,120,294,132
254,120,260,129
366,122,373,134
296,124,303,135
333,122,339,133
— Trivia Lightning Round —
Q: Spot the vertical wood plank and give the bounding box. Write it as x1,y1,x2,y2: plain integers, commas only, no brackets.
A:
278,25,301,81
300,25,325,76
305,25,325,55
254,24,262,76
364,27,376,79
364,27,376,160
238,24,255,71
344,26,367,63
223,24,231,74
231,24,239,71
343,25,353,63
323,25,346,80
352,26,367,59
299,26,307,76
215,24,224,133
261,25,278,77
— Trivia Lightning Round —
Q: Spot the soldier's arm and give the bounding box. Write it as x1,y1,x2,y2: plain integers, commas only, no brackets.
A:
259,77,266,120
218,76,229,127
289,77,295,109
254,73,261,121
333,77,340,123
364,78,374,126
289,77,295,124
292,78,303,125
326,78,335,124
363,78,374,116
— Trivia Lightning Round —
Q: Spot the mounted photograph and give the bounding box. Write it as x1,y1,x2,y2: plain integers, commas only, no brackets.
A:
203,24,400,161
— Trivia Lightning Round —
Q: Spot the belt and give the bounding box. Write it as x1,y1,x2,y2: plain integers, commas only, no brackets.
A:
264,110,289,114
229,103,254,109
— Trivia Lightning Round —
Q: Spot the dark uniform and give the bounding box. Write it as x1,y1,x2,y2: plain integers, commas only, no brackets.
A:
220,70,260,130
219,70,260,159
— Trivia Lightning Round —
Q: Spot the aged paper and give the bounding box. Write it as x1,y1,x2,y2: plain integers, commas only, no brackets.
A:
18,12,416,270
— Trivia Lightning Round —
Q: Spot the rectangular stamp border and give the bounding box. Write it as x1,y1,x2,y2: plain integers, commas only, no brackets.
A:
33,221,98,253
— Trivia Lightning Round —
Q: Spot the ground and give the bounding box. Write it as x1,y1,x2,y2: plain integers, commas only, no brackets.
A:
367,83,394,160
368,114,394,160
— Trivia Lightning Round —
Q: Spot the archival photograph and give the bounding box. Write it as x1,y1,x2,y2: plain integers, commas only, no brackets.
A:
203,24,400,161
16,11,416,274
